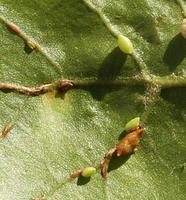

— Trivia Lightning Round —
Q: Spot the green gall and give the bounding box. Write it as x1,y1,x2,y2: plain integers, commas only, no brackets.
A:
124,117,140,132
81,167,96,177
117,35,134,54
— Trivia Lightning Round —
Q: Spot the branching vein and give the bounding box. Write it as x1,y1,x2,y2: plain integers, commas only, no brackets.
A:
0,76,185,96
82,0,148,74
0,16,61,73
0,80,74,95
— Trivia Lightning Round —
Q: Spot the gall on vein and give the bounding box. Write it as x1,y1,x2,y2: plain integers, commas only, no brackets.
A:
100,126,144,178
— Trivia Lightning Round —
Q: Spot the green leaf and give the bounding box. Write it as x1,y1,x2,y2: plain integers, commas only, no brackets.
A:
0,0,186,200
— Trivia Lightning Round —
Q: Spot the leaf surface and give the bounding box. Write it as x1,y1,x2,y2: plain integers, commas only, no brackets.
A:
0,0,186,199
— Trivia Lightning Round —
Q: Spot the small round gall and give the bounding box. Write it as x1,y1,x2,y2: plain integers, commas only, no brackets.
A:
81,167,96,177
117,35,134,54
124,117,140,132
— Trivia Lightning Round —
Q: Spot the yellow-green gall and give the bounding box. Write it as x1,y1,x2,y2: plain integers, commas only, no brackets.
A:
26,41,37,50
81,167,96,177
117,35,134,54
124,117,140,132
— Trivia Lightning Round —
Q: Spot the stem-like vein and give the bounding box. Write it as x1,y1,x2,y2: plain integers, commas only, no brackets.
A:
0,83,54,95
132,51,148,75
0,76,185,96
177,0,186,18
82,0,119,38
0,16,61,73
0,80,74,95
0,123,14,139
82,0,148,74
141,83,161,124
154,76,186,88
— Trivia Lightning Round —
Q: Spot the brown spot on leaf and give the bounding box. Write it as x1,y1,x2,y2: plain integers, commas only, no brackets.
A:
70,169,82,178
5,20,21,35
116,127,144,156
154,16,166,27
32,198,45,200
0,123,14,139
100,127,144,177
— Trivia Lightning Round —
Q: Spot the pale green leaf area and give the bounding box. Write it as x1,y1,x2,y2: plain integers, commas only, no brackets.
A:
0,0,186,200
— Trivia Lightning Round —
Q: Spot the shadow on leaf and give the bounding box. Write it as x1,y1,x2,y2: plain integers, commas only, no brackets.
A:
163,33,186,71
98,47,127,80
161,87,186,122
55,90,66,99
118,130,128,141
108,154,131,173
0,89,11,94
161,87,186,109
90,47,127,100
77,176,91,186
24,43,34,54
171,163,186,177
